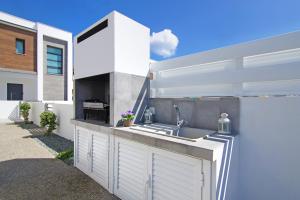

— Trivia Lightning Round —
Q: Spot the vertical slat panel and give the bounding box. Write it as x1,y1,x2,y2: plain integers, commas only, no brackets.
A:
151,150,204,200
76,127,90,173
91,132,109,189
114,138,148,200
202,160,212,200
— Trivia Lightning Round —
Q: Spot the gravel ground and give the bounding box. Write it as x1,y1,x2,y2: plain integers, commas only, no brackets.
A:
0,122,119,200
17,122,74,165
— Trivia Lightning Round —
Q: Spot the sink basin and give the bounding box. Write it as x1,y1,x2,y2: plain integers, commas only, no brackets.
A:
129,123,215,141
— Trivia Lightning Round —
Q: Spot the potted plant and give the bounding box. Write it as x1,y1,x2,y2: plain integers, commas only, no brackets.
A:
121,110,135,127
20,102,31,123
40,111,57,135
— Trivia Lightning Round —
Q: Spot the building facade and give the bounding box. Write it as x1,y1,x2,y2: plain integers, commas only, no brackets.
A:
0,11,73,101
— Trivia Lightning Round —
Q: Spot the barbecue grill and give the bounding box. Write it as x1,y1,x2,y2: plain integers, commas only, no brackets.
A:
83,99,109,123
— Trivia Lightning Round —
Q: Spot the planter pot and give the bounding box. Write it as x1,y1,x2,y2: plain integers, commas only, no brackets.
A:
123,120,133,127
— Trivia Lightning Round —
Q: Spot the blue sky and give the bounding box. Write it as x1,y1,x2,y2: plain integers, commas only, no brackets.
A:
2,0,300,60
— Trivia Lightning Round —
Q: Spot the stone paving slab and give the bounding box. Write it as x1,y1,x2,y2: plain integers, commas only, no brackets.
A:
0,123,118,200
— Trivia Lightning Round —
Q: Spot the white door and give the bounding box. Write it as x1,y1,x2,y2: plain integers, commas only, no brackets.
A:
150,148,205,200
114,137,149,200
90,131,110,190
75,127,91,174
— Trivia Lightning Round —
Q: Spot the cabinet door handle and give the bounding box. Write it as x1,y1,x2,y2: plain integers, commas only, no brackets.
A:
201,171,205,187
87,146,92,159
148,175,152,188
145,175,152,200
87,150,92,158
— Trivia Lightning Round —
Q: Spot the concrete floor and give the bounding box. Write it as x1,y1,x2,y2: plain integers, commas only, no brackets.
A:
0,123,118,200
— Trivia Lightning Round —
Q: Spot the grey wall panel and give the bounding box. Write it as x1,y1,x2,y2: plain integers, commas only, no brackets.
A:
43,36,67,101
149,97,240,133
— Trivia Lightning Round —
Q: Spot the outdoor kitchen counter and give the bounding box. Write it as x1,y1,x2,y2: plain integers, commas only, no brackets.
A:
71,119,225,161
113,126,225,161
71,119,114,135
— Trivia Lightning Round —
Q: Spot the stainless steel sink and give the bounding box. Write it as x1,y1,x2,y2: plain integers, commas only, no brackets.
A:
129,123,215,141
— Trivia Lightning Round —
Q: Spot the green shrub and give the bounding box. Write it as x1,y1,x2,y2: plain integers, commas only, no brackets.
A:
40,111,57,135
20,102,31,123
56,149,73,160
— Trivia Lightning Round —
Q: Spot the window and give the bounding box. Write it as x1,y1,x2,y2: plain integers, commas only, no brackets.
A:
47,46,63,75
16,39,25,54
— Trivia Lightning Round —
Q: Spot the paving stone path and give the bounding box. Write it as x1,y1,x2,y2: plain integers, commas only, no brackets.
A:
0,123,118,200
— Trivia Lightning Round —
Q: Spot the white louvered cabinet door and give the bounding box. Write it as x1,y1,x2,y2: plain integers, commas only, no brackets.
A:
90,131,109,190
114,137,149,200
75,127,91,174
150,149,205,200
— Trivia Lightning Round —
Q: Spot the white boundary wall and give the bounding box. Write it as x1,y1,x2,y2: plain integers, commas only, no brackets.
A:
30,101,74,141
150,32,300,199
0,101,21,122
0,101,74,141
150,31,300,97
239,96,300,199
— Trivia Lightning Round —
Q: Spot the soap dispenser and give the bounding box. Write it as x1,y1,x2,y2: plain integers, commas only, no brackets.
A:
144,109,153,124
218,113,231,134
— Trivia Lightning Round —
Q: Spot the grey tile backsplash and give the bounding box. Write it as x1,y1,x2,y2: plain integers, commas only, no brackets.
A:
148,97,240,133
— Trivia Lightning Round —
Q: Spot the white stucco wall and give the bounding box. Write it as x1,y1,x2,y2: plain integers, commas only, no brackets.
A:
74,11,150,79
238,96,300,200
0,70,37,101
30,101,44,126
30,101,74,141
114,11,150,77
74,12,114,79
50,102,74,141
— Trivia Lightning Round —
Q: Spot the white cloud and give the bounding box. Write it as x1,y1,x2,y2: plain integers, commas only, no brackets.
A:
150,29,179,58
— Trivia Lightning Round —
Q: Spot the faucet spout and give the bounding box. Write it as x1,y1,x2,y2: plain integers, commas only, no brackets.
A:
173,104,186,128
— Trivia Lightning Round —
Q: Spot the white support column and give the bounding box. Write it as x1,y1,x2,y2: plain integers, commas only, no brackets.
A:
67,39,73,102
36,22,73,102
36,23,44,101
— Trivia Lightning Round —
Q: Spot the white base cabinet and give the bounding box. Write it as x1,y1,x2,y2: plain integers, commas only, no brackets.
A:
114,137,149,200
74,126,212,200
75,127,90,174
113,137,211,200
74,126,110,190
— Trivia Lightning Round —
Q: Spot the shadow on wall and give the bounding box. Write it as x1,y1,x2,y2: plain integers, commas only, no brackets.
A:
116,77,150,126
206,134,239,200
0,158,118,199
8,103,21,122
132,77,150,123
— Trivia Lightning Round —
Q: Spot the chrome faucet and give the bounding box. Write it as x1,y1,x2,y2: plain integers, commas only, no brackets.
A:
173,104,186,128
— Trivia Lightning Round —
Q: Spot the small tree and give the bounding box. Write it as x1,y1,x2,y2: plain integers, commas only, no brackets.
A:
40,111,57,135
20,102,31,123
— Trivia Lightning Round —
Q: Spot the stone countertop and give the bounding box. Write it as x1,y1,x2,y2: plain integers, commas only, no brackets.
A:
71,119,225,161
71,119,113,134
113,126,225,161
